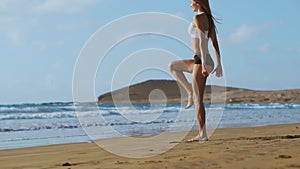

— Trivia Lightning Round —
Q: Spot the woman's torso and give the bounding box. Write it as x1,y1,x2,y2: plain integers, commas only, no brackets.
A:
187,12,209,39
188,12,209,54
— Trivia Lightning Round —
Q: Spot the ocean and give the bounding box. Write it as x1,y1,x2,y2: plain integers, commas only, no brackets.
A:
0,102,299,150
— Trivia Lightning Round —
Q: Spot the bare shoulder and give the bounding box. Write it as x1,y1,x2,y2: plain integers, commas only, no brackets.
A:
194,13,208,23
194,13,208,29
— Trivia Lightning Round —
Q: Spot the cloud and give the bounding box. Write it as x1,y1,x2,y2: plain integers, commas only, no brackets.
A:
0,0,26,13
56,20,94,32
0,0,99,16
0,16,35,47
0,0,99,48
259,43,271,53
228,23,271,44
31,40,48,52
8,30,27,46
297,46,300,54
32,0,99,15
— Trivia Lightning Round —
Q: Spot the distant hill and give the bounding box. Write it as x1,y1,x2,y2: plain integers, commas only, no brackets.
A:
97,80,300,104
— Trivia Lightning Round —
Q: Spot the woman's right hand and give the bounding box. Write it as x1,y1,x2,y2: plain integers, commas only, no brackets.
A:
201,64,209,77
212,64,223,77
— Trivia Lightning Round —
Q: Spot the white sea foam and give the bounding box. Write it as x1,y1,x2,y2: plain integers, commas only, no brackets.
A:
0,102,299,150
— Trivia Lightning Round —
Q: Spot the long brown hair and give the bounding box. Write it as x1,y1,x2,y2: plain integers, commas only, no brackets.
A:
194,0,218,39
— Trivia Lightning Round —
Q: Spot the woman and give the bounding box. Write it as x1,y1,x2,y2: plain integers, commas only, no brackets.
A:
169,0,223,142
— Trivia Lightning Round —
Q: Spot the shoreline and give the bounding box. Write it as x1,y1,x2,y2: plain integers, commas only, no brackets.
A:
1,122,299,151
1,123,300,169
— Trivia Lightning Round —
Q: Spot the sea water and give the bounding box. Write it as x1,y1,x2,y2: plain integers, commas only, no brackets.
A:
0,102,299,150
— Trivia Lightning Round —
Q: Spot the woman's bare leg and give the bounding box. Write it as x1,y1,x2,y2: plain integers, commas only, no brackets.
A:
169,60,194,109
188,64,208,142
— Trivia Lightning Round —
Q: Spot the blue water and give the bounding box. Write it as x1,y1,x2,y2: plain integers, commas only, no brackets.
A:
0,102,299,150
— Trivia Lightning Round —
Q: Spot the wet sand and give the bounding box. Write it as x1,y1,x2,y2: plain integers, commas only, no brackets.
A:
1,123,300,169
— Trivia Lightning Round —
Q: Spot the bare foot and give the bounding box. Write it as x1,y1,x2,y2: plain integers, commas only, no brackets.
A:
186,135,208,143
185,94,194,109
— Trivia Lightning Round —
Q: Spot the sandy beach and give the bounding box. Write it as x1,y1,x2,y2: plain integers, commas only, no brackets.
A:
1,123,300,169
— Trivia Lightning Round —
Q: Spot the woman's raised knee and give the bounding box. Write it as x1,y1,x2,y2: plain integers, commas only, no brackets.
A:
168,62,176,71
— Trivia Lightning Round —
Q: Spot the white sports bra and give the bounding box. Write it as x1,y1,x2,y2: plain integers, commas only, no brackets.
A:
188,12,209,39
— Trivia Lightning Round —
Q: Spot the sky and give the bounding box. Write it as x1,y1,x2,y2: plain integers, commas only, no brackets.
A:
1,0,300,104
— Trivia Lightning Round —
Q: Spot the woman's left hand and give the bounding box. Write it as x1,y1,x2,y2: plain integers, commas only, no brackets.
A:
212,64,223,77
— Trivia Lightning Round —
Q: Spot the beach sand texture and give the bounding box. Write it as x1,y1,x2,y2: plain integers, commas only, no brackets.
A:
1,123,300,169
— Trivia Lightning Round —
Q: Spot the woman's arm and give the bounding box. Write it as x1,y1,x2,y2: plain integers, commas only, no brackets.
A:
211,29,221,66
211,29,223,77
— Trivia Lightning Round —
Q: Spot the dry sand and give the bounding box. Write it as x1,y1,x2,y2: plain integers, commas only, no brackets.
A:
1,123,300,169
